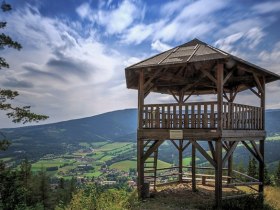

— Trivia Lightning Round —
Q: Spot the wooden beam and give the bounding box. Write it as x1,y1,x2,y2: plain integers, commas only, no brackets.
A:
259,76,265,193
169,89,180,103
223,91,230,102
192,142,196,191
182,141,191,151
183,90,195,103
222,141,238,167
208,141,216,162
142,140,163,162
249,87,261,98
215,139,223,208
180,74,206,93
250,140,263,163
143,68,163,89
222,141,229,151
200,69,217,84
192,140,216,167
217,63,224,130
253,73,264,94
138,70,144,129
179,140,183,183
137,139,144,198
241,141,260,162
171,140,179,150
223,70,233,85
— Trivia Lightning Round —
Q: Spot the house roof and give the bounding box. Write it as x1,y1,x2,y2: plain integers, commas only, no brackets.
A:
125,38,280,95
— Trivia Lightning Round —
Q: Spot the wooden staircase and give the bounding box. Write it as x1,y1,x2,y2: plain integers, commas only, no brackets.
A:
143,141,158,190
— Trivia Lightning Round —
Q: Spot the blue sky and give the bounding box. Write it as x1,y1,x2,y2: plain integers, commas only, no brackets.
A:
1,0,280,128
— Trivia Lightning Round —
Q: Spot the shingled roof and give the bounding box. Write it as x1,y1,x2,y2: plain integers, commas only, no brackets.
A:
125,38,280,95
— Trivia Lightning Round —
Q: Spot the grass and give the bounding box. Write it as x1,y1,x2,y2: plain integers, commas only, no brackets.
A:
264,186,280,209
110,159,172,172
98,142,132,151
91,141,109,148
183,157,200,165
0,157,13,162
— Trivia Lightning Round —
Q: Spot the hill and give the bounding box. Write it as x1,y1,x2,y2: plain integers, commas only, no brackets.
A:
0,109,137,160
1,108,280,162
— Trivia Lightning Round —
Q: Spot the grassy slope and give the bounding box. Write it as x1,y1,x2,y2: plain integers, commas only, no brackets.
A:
110,160,172,172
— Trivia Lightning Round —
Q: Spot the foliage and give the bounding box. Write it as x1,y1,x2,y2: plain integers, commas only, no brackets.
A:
247,157,257,179
57,184,138,210
0,159,76,210
0,1,48,151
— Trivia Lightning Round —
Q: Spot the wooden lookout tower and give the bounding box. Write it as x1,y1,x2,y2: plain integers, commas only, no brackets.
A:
125,39,280,207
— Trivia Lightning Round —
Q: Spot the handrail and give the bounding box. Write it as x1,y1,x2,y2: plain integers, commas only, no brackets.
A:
141,101,263,130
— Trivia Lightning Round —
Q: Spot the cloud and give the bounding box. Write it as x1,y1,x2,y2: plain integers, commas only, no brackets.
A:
215,27,265,55
252,1,280,14
151,40,172,52
76,0,145,35
258,42,280,73
0,4,137,127
2,77,34,88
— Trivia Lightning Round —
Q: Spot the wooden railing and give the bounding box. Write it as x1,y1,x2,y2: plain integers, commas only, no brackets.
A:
142,102,263,130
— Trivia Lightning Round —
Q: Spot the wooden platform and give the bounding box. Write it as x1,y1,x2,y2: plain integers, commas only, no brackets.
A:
138,128,265,140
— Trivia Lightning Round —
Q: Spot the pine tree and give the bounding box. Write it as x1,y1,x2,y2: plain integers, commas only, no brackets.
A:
248,157,257,179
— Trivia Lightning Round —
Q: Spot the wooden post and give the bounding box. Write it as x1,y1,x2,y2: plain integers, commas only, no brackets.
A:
192,140,196,191
259,76,265,193
228,91,234,182
137,69,145,198
179,140,183,183
227,141,233,184
216,62,224,208
215,139,223,208
137,139,145,198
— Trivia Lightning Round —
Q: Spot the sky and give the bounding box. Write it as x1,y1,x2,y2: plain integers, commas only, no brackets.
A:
1,0,280,128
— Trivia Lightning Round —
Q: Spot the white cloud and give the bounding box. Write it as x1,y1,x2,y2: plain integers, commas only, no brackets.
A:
0,5,137,127
151,40,172,52
215,27,265,54
252,1,280,14
76,0,144,35
258,42,280,73
215,32,244,51
160,0,190,17
76,2,92,19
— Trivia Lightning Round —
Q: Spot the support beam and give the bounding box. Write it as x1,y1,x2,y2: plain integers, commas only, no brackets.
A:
179,140,183,183
137,69,145,198
259,76,265,193
223,70,233,85
249,87,261,98
241,141,260,162
182,141,191,151
137,139,144,198
143,68,163,89
222,141,238,167
250,140,264,163
215,139,223,209
253,73,264,94
142,140,163,162
171,140,179,150
192,141,196,191
200,69,217,84
192,140,216,167
169,89,180,103
208,141,216,162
